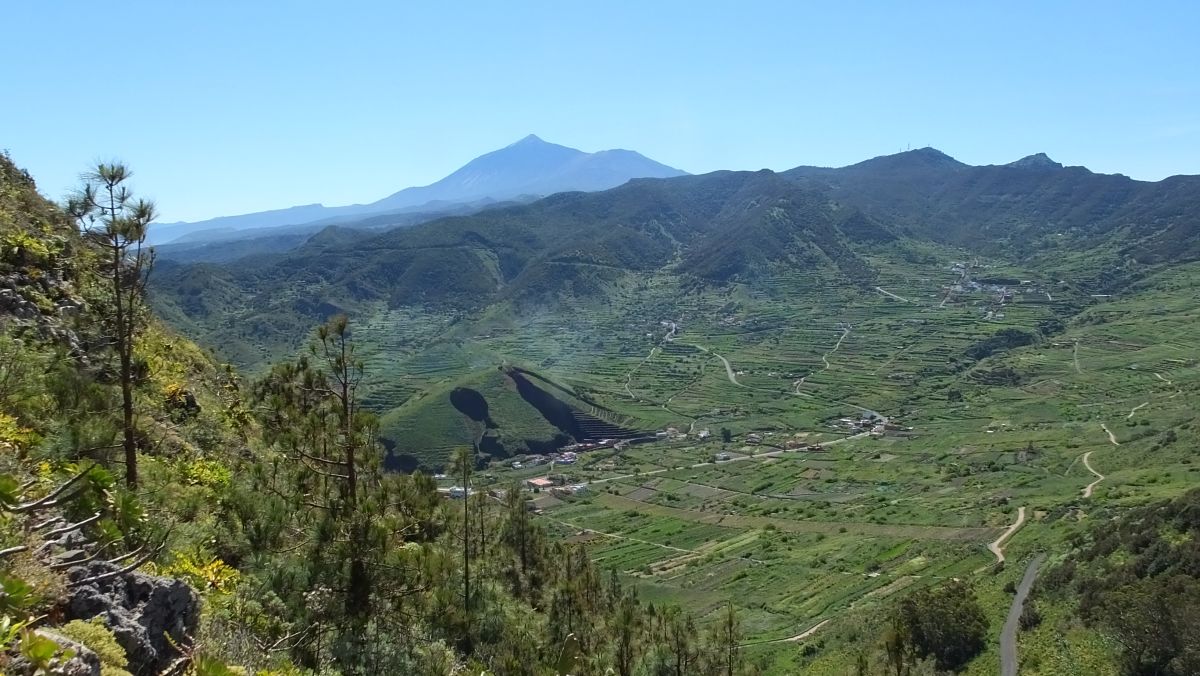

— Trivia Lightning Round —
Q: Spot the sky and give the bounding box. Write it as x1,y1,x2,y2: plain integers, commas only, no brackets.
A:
3,1,1198,222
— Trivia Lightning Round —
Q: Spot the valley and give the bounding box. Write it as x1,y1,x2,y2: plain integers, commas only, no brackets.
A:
8,4,1199,673
458,255,1199,673
149,150,1200,674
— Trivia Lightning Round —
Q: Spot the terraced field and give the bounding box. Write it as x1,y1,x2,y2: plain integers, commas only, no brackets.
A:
468,255,1200,672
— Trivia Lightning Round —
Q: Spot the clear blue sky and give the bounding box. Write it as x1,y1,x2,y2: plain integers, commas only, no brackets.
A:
3,1,1198,222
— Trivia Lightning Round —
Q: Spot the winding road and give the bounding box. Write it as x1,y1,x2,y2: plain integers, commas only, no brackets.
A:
714,352,743,387
1100,423,1119,446
987,506,1027,565
623,322,678,399
794,326,850,393
1080,424,1118,498
1081,452,1104,498
1000,554,1046,676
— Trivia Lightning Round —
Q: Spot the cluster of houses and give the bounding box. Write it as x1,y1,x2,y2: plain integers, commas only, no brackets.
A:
831,413,912,437
653,427,713,441
740,431,827,451
948,261,1052,322
525,475,587,497
510,449,582,471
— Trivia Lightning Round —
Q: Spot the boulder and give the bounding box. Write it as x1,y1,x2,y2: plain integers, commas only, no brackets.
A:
66,561,199,675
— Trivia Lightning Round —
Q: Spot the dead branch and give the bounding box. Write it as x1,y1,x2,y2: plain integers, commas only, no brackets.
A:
8,464,96,513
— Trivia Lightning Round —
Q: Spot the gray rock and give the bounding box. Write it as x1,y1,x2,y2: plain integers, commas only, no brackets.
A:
66,561,199,675
8,629,101,676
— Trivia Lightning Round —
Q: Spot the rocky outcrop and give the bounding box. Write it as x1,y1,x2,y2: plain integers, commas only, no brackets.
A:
65,562,198,675
7,630,102,676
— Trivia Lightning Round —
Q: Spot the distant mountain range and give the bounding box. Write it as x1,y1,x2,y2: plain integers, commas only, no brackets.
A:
153,146,1200,367
148,135,687,245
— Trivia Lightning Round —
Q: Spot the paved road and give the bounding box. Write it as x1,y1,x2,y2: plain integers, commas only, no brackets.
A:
585,431,872,487
1000,554,1046,676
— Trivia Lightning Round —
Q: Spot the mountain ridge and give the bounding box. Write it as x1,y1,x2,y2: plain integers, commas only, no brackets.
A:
149,135,687,244
152,146,1200,377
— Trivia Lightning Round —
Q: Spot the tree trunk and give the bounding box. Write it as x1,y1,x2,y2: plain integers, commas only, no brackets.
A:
112,237,136,488
121,351,136,487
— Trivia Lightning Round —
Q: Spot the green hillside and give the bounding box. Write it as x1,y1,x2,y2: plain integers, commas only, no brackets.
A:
1,153,740,675
138,147,1200,674
379,366,569,470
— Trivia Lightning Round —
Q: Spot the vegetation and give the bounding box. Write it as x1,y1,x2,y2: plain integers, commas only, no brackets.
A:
66,164,157,487
884,581,988,673
3,143,1200,674
1040,489,1200,676
0,155,763,674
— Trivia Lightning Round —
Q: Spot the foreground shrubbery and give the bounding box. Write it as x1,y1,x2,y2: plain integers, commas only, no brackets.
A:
0,153,759,674
1041,489,1200,676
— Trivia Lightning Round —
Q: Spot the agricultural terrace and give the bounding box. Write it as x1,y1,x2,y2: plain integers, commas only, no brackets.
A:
469,250,1200,673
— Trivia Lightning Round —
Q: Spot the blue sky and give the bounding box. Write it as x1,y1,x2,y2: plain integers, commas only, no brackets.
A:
3,1,1198,222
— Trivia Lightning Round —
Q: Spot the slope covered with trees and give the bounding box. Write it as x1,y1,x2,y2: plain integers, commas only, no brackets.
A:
0,153,758,674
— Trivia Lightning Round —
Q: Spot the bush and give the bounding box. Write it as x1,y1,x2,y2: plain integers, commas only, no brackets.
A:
58,618,132,676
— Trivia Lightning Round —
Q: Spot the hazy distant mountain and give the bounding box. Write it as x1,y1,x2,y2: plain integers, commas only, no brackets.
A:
149,135,686,244
154,146,1200,371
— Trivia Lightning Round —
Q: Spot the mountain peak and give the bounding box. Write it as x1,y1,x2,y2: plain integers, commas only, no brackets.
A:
510,134,547,147
848,147,966,172
907,147,960,163
1007,153,1063,170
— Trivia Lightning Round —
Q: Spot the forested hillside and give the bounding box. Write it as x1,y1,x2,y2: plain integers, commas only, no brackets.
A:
6,145,1200,675
0,153,756,675
151,149,1200,470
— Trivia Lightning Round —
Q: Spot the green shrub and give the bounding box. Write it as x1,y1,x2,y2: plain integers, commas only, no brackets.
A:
58,618,132,676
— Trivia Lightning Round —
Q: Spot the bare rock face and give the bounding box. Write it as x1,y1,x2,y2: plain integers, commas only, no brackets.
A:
65,562,199,675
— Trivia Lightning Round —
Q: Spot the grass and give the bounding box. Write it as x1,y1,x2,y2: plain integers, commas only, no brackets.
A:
463,253,1200,672
171,227,1200,671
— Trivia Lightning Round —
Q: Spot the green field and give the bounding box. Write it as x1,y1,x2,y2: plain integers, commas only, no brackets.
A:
450,252,1200,672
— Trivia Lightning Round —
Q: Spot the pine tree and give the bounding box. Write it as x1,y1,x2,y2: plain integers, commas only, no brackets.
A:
452,445,475,647
66,163,156,487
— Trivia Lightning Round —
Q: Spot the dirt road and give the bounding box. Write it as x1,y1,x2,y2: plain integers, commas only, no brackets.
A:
1000,554,1046,676
1081,451,1104,498
794,326,850,393
623,321,678,399
987,506,1026,564
875,286,911,303
741,619,831,647
663,329,745,388
1127,402,1148,419
1101,423,1119,446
